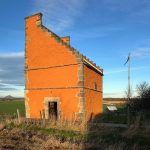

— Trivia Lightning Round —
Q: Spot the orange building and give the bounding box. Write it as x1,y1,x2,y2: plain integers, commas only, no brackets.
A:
25,13,103,121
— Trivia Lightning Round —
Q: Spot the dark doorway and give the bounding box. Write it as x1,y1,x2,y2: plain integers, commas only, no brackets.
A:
48,102,58,120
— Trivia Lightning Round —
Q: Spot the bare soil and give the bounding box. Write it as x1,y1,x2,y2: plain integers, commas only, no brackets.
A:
0,127,81,150
0,124,150,150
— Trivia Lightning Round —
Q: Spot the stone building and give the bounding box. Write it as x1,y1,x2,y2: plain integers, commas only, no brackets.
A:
25,13,103,121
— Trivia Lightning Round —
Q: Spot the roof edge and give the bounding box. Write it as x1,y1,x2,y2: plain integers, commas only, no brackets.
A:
24,13,43,20
41,25,103,75
25,13,103,75
83,58,103,75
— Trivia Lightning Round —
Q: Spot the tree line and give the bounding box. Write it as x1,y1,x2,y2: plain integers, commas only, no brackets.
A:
129,81,150,112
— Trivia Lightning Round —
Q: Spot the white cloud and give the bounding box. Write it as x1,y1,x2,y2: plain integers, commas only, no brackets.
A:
104,90,138,98
0,52,24,58
0,52,24,97
0,89,24,97
104,92,124,98
131,48,150,59
101,0,150,24
105,66,150,75
31,0,86,32
102,0,150,13
73,26,123,40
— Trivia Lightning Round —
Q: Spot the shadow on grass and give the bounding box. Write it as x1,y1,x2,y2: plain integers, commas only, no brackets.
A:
84,112,150,150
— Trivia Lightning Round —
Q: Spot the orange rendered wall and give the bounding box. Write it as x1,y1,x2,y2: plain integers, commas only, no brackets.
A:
25,13,103,121
84,64,103,120
27,65,78,88
26,17,77,69
25,14,80,120
26,89,80,120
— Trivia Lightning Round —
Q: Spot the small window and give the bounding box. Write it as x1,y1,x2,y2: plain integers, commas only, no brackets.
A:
94,82,97,90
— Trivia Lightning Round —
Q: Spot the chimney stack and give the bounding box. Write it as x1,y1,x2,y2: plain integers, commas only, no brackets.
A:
61,36,70,45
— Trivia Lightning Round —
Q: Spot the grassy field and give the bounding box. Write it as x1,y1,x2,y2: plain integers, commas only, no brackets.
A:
0,100,25,117
0,100,149,124
0,99,123,115
0,121,149,149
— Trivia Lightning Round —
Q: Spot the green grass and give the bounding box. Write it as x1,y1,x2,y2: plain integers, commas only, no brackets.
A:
101,104,127,124
6,122,150,149
0,101,149,124
0,100,25,117
7,122,83,141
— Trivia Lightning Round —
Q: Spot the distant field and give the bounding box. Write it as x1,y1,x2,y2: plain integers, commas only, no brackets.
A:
0,99,124,117
103,98,127,105
0,100,25,117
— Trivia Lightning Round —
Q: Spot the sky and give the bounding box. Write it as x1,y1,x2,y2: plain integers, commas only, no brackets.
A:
0,0,150,97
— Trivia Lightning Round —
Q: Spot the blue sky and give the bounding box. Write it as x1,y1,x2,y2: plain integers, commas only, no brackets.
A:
0,0,150,97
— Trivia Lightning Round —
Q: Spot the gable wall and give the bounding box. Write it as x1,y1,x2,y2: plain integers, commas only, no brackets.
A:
25,14,82,120
25,15,77,68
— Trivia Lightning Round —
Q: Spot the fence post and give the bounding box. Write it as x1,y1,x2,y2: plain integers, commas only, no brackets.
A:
42,109,46,127
17,109,21,124
40,110,42,119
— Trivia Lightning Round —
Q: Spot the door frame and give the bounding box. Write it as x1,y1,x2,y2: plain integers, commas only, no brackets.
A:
44,97,60,119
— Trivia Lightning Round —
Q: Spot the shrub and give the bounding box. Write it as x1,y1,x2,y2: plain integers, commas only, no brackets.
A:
129,81,150,112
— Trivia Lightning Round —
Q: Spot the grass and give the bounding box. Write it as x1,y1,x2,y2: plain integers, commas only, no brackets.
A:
0,100,149,149
101,104,127,124
0,100,25,117
4,121,150,149
0,100,149,125
7,122,84,141
103,104,150,124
